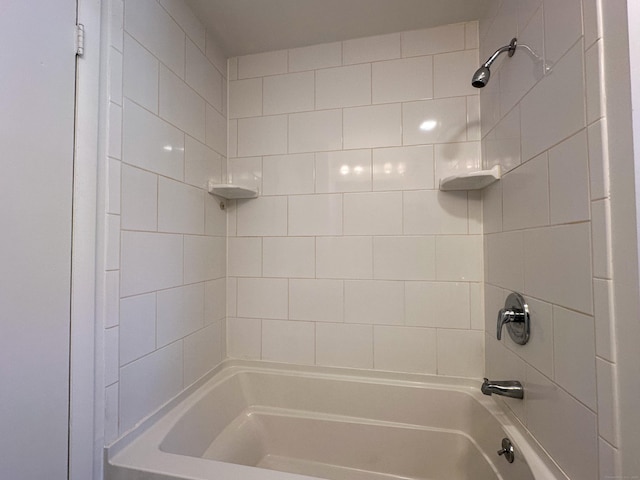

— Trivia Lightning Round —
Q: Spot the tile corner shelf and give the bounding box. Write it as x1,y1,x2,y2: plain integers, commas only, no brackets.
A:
208,182,259,199
439,165,502,191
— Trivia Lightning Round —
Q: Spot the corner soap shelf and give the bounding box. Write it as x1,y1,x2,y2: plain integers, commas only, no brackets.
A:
439,165,502,191
208,182,258,199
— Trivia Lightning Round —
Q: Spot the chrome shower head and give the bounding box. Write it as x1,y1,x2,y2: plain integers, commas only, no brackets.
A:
471,38,517,88
472,66,490,88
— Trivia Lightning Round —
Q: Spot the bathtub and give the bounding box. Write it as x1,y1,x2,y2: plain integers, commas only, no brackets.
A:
106,360,567,480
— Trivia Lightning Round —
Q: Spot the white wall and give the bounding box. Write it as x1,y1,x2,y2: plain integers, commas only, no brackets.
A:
225,23,486,376
101,0,227,442
480,0,619,478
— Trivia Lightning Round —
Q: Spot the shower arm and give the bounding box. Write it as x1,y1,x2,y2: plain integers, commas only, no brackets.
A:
483,38,517,68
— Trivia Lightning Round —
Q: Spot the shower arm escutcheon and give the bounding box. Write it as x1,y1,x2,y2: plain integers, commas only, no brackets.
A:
496,292,530,345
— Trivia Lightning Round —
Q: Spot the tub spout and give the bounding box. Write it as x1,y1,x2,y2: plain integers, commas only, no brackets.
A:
481,378,524,399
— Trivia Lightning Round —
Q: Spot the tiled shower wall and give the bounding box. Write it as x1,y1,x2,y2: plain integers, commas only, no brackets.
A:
225,23,486,376
102,0,227,442
480,0,618,478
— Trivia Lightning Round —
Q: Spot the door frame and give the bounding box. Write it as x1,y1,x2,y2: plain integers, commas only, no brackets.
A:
69,0,102,478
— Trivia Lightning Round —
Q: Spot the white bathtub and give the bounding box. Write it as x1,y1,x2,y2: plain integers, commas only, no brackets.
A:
106,361,568,480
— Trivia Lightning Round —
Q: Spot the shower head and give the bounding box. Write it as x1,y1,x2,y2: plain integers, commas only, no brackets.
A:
471,66,490,88
471,38,517,88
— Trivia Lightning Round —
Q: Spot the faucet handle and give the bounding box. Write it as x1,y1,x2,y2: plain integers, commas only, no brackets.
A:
496,308,514,340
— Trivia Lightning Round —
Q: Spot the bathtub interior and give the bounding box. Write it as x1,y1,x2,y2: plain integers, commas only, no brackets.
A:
154,368,536,480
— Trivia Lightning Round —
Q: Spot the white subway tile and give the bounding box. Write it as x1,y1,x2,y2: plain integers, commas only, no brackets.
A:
549,130,590,224
403,97,467,145
343,33,400,64
119,342,183,432
435,235,482,281
104,271,120,328
403,190,468,234
264,71,314,114
205,103,227,156
373,145,434,191
525,366,598,480
469,282,484,330
405,282,470,328
289,109,343,153
517,0,542,32
263,237,315,278
156,283,204,347
110,0,124,51
104,327,119,386
184,136,222,189
236,196,288,236
596,359,620,446
124,0,185,77
372,56,433,104
436,329,483,377
238,50,288,79
227,277,237,317
316,149,372,193
289,279,343,322
159,66,205,141
520,40,585,161
159,0,205,50
288,194,342,236
583,0,600,47
104,383,119,443
205,34,227,75
588,119,609,200
157,177,204,234
435,141,481,184
483,105,521,172
467,96,481,141
592,199,612,279
345,281,403,325
316,323,373,368
316,64,371,109
229,78,262,119
593,278,615,361
227,57,238,81
109,48,123,106
502,153,550,230
485,231,524,291
262,319,315,364
122,99,184,180
485,337,527,418
585,41,603,124
107,158,121,215
373,236,436,280
402,24,465,57
237,278,288,319
121,232,183,296
262,154,315,195
374,326,436,373
186,42,220,109
108,103,122,160
465,22,479,49
508,297,554,378
205,194,227,236
184,321,222,385
119,293,156,365
482,181,502,234
344,192,402,235
205,278,226,324
106,214,121,270
543,0,583,64
599,439,621,480
228,237,262,277
433,50,478,98
238,115,288,157
344,104,402,149
316,237,373,279
228,119,238,158
227,317,261,359
228,156,262,193
184,236,225,283
289,42,342,72
524,224,593,313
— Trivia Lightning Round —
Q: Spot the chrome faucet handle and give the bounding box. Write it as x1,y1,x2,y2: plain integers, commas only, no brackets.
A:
496,308,514,340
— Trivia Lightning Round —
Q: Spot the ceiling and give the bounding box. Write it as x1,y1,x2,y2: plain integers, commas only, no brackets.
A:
186,0,494,57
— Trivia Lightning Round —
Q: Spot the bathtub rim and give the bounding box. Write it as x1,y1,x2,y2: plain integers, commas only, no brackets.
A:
106,359,569,480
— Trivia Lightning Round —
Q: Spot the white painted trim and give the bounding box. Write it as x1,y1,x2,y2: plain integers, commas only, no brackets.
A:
69,0,102,478
601,1,640,476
